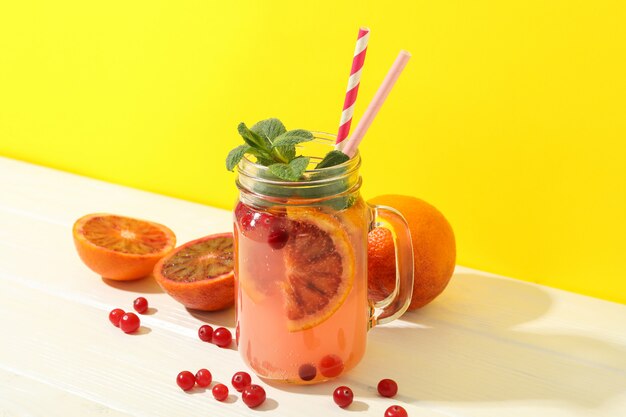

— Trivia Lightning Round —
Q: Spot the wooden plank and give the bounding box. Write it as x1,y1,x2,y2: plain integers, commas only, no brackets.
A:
0,368,134,417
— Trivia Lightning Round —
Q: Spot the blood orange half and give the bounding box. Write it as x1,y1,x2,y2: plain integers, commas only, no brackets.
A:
282,208,354,332
153,233,235,311
73,213,176,280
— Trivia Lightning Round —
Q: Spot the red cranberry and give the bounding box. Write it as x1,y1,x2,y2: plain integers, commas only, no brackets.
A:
133,297,148,314
235,203,265,234
119,312,140,333
385,405,408,417
109,308,125,327
235,203,287,243
333,386,353,408
198,324,213,342
195,368,212,387
267,228,289,249
231,371,252,392
212,327,232,347
377,378,398,398
249,212,273,231
242,384,266,408
176,371,195,391
212,383,229,401
298,363,317,381
319,354,344,378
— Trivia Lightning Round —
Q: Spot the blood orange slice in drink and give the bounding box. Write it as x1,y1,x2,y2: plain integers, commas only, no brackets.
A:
73,213,176,280
153,233,235,311
282,208,354,332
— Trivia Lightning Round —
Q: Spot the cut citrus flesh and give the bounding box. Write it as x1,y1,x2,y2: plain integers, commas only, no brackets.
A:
73,213,176,280
154,233,235,311
283,208,354,332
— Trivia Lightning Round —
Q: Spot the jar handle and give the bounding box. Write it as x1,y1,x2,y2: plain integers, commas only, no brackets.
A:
368,204,414,328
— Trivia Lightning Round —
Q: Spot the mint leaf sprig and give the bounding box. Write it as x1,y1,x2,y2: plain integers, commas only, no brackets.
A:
226,118,350,181
316,150,349,168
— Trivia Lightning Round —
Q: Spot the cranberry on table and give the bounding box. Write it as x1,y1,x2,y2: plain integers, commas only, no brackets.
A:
385,405,408,417
231,371,252,392
332,386,353,408
119,312,140,333
133,297,148,314
176,371,195,391
195,368,212,387
212,383,229,401
198,324,213,342
212,327,232,347
108,308,125,327
242,384,266,408
377,378,398,398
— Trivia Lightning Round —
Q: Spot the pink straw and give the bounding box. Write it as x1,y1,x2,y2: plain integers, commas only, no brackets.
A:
335,27,370,149
341,50,411,158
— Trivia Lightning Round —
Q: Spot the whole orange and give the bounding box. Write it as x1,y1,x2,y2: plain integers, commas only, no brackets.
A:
367,195,456,310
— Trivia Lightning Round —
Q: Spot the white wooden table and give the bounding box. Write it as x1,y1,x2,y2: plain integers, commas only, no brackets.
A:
1,155,625,417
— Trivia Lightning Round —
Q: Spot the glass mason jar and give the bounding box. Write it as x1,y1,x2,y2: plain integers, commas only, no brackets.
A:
233,133,413,384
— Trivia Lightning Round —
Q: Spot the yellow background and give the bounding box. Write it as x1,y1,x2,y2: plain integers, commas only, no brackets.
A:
1,1,625,303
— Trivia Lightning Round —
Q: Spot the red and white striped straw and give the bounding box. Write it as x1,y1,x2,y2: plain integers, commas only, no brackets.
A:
335,27,370,150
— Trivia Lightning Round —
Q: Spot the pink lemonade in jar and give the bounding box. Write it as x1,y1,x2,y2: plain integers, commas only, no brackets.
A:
231,128,414,384
234,196,371,383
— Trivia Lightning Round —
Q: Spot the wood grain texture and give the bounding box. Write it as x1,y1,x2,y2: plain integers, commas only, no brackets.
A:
1,156,625,416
